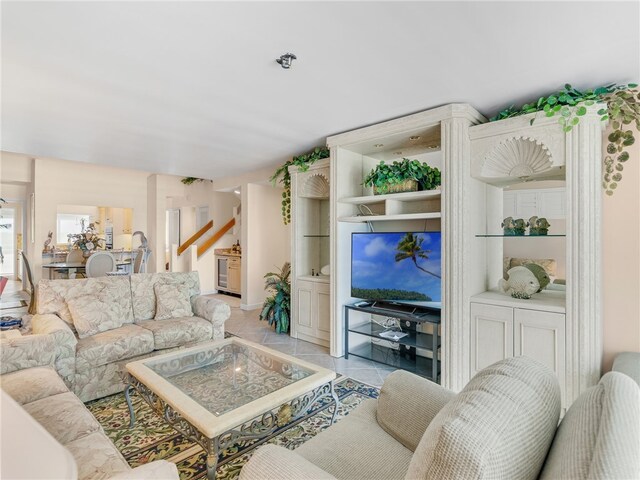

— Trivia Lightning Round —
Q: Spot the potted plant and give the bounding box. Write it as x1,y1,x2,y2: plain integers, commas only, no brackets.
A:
259,262,291,333
363,158,441,195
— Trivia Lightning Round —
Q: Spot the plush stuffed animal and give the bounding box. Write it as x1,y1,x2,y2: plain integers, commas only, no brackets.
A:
498,266,541,299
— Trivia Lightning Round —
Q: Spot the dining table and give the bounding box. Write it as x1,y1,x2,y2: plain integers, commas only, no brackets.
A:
42,260,132,279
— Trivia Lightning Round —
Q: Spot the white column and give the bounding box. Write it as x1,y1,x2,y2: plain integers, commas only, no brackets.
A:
565,111,605,402
441,117,477,392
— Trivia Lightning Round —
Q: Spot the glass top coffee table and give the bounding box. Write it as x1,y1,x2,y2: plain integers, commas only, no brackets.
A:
124,337,338,479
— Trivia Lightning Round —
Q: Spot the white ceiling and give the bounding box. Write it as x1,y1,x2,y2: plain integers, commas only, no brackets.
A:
2,1,638,180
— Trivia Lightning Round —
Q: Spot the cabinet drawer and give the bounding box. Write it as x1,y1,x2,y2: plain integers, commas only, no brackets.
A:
228,257,241,266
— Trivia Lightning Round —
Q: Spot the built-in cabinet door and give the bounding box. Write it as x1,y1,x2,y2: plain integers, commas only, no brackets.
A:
316,282,331,340
470,303,513,377
228,264,241,293
296,281,314,335
514,309,566,403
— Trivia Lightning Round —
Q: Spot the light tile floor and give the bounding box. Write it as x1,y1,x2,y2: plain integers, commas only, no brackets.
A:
212,293,392,387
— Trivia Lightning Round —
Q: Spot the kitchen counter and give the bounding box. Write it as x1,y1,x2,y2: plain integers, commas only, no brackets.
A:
214,249,242,257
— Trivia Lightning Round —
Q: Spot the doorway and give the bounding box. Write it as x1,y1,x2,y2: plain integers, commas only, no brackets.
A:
0,206,16,278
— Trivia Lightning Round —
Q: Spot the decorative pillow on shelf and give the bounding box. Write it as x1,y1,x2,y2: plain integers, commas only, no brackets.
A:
67,293,126,339
154,283,193,320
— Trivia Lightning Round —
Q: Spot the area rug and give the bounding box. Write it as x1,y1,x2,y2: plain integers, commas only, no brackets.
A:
88,377,379,479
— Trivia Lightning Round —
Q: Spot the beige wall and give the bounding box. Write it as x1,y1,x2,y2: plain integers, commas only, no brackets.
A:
30,158,150,283
244,183,291,309
602,124,640,371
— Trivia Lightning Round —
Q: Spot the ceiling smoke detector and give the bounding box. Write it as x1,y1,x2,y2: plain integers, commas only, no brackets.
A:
276,53,297,69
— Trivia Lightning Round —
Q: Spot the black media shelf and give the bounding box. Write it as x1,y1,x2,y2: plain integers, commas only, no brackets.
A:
348,344,440,378
344,302,441,382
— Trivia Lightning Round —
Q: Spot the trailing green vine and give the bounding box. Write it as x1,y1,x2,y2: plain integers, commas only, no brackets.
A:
181,177,211,185
491,83,639,195
271,146,330,224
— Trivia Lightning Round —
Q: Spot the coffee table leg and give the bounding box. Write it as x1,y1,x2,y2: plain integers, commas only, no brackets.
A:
206,441,220,480
330,381,340,423
124,385,136,428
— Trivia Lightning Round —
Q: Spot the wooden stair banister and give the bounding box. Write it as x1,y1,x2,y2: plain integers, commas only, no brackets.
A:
177,220,213,256
198,218,236,258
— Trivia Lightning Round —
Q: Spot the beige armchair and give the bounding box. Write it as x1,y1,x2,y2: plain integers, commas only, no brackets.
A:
240,356,640,480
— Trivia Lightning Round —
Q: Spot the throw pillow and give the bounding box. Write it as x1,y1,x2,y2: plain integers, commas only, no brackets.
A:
67,293,125,339
154,283,193,320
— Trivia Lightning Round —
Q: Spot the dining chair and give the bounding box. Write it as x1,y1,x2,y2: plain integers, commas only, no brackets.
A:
85,252,116,278
20,252,37,314
66,249,84,264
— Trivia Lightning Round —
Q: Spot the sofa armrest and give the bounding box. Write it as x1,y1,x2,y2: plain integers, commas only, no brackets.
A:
107,461,179,480
0,333,56,375
239,444,337,480
192,295,231,340
376,370,455,451
32,314,77,386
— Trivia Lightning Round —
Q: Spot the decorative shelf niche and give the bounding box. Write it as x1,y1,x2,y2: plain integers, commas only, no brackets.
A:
338,189,442,223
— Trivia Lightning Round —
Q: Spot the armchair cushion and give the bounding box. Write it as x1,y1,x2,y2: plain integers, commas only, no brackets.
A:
154,282,193,320
76,324,154,368
108,460,179,480
139,316,212,350
239,444,337,480
23,391,101,444
64,430,130,480
377,370,455,451
406,356,560,480
67,292,127,338
1,366,68,405
295,399,413,480
0,332,55,375
540,372,640,480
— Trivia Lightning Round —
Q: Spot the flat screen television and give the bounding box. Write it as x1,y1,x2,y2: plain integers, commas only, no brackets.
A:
351,231,442,308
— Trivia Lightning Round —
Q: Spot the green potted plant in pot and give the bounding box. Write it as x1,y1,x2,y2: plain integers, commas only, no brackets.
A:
363,158,441,195
259,262,291,333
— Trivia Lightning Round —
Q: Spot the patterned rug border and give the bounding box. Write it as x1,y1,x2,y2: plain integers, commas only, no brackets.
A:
89,376,380,479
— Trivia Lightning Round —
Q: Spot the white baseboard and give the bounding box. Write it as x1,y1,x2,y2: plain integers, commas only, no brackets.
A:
240,302,262,311
201,289,218,295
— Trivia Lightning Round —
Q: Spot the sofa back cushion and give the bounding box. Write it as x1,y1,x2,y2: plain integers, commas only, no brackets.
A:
539,372,640,480
153,283,193,320
38,277,134,331
405,356,561,480
130,272,200,321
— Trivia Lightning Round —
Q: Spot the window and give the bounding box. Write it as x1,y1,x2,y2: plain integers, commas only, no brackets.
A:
57,214,90,243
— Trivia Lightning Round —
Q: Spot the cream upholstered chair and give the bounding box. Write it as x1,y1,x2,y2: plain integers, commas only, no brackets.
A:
66,249,84,264
240,356,640,480
85,251,116,278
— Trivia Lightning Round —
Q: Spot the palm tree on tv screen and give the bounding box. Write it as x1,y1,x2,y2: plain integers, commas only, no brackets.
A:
394,233,441,279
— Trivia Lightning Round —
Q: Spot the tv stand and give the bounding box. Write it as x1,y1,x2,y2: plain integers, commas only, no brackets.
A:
344,302,441,382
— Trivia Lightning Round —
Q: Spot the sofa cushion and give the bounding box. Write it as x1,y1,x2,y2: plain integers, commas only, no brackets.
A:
154,283,193,320
23,391,101,444
1,366,69,405
76,324,154,368
540,372,640,480
406,356,560,480
139,316,212,350
64,430,130,480
38,277,134,330
68,293,127,339
130,272,200,321
297,399,414,480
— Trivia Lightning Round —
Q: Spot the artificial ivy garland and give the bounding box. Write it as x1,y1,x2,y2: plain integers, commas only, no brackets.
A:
270,146,330,225
491,83,639,195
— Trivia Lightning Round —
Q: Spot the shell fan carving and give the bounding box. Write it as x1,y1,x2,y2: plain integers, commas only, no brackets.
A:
482,137,552,179
300,172,330,198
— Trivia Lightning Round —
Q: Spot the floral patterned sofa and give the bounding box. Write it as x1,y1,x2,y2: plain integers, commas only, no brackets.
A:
8,272,231,402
